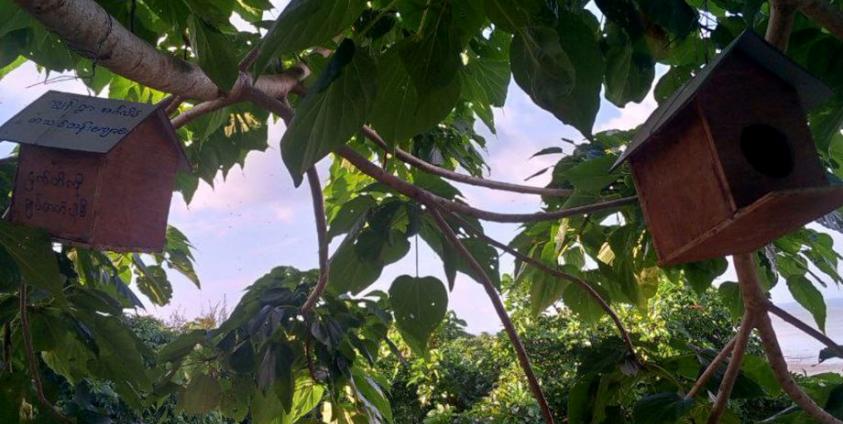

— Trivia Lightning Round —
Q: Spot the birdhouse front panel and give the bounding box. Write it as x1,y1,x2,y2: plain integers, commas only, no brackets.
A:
630,107,733,261
695,51,828,209
9,145,101,243
92,114,182,251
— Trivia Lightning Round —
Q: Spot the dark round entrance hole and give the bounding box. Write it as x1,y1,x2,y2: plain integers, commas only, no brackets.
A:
740,124,794,178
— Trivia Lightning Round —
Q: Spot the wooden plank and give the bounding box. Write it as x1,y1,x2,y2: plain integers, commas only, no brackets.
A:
630,108,733,263
662,186,843,265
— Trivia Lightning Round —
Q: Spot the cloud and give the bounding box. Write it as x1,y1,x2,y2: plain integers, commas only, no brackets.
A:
596,92,658,132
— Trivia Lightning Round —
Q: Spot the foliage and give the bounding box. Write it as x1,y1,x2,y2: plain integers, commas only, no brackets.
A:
1,0,843,422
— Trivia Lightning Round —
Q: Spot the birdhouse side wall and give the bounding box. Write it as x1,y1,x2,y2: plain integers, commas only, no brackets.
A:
8,145,101,243
629,108,734,265
91,117,179,252
695,52,827,208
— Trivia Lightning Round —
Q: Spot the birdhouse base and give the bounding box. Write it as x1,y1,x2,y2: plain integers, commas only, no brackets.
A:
660,186,843,266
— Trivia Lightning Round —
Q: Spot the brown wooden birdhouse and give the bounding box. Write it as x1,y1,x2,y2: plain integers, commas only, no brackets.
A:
613,31,843,266
0,91,189,252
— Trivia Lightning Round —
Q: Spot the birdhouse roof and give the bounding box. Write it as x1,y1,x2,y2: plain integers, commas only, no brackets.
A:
611,30,832,170
0,91,189,169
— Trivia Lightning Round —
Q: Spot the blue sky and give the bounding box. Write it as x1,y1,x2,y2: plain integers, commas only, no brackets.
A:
1,4,843,335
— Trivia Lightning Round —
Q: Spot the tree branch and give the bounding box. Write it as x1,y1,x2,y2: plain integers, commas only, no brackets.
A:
768,303,843,362
767,0,799,51
301,167,330,315
426,207,556,424
733,253,841,424
799,0,843,41
708,313,754,423
446,212,638,362
362,127,573,197
685,336,737,400
19,285,72,423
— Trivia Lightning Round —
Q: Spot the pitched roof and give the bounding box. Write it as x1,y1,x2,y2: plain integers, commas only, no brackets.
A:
611,30,832,170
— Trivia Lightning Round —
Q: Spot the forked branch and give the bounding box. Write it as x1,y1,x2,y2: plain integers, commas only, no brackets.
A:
707,314,754,423
685,336,737,400
733,253,841,424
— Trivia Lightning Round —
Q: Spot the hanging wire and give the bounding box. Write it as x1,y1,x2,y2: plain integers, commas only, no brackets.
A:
414,234,419,278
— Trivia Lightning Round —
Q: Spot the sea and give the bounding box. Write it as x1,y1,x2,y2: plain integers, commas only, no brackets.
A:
775,298,843,375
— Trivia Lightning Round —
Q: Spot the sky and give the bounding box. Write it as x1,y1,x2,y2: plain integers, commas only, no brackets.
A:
1,3,843,337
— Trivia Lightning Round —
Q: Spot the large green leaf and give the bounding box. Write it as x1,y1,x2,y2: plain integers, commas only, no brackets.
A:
400,1,462,96
281,39,377,186
369,49,460,146
460,56,510,132
603,25,655,107
134,258,172,306
787,275,827,333
511,26,576,122
187,15,240,90
389,275,448,356
0,221,62,297
251,0,367,78
550,10,604,136
178,374,222,415
633,392,693,423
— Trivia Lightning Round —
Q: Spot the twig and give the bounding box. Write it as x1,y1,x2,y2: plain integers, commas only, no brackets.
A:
768,303,843,361
301,167,330,315
164,95,184,116
338,145,637,223
446,212,638,362
19,285,72,423
766,0,799,51
707,313,754,423
685,336,737,400
426,207,556,424
304,337,319,382
244,87,638,224
733,253,841,424
385,337,410,369
363,127,574,197
3,322,11,372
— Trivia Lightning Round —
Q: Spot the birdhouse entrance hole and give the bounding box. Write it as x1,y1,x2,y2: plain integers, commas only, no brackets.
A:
740,124,794,178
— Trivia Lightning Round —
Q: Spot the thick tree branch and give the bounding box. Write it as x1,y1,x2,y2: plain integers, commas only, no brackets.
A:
767,0,799,50
19,285,72,423
733,253,841,424
447,212,638,362
685,336,737,400
301,167,330,315
799,0,843,41
427,207,555,424
768,303,843,362
14,0,220,99
708,313,754,423
362,127,574,197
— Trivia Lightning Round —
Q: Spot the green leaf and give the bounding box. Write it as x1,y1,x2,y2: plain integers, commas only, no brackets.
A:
562,281,608,324
683,258,728,295
178,374,222,415
369,49,460,146
550,10,605,136
562,156,619,193
389,275,448,356
400,1,462,95
633,392,693,423
484,0,553,33
251,0,367,78
281,39,377,186
787,275,827,333
352,367,394,422
0,221,62,297
187,15,240,90
511,26,576,124
134,255,172,306
603,25,655,107
460,56,510,132
717,281,743,322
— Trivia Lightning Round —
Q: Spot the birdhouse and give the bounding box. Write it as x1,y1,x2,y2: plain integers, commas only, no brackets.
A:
613,31,843,266
0,91,189,252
